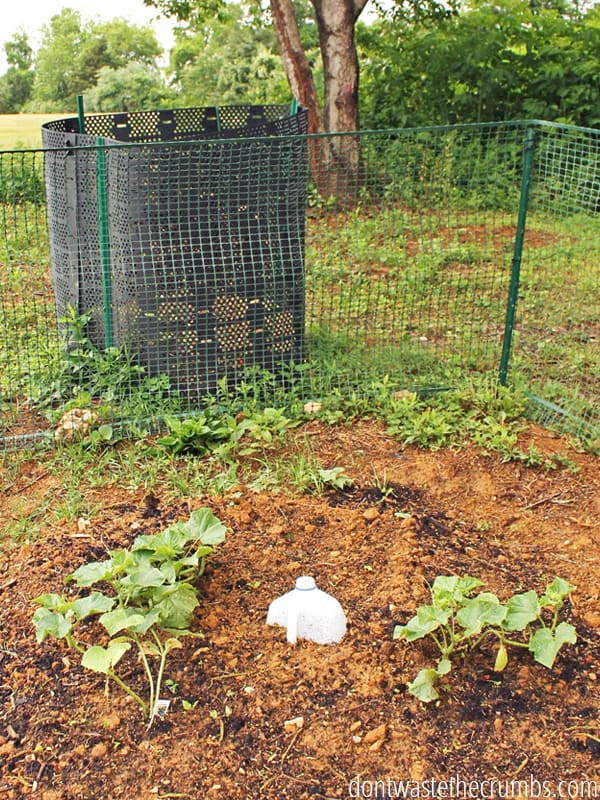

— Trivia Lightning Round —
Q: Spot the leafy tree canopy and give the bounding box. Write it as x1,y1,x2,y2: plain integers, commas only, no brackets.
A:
167,1,318,106
84,63,177,112
359,0,600,129
30,8,164,112
0,30,34,112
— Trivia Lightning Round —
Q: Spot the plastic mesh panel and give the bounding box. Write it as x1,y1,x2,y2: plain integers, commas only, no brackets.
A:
42,105,308,399
42,104,297,143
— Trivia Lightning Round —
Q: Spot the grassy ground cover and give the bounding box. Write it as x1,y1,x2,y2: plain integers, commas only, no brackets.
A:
0,114,65,150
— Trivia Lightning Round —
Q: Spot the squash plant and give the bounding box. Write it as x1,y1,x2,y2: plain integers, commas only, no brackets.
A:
33,509,226,724
394,574,577,702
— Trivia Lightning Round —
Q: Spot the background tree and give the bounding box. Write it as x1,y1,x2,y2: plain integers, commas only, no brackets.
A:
30,9,164,111
0,31,34,113
1,0,596,133
358,0,600,130
144,0,459,196
146,0,459,134
167,3,300,106
84,63,176,112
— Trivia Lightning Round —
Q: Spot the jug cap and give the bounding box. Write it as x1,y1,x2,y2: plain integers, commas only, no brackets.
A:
295,576,316,591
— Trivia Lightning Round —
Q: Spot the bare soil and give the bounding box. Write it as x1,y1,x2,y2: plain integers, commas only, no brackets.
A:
0,420,599,799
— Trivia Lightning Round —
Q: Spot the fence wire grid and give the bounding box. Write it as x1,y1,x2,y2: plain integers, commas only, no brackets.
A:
1,117,599,447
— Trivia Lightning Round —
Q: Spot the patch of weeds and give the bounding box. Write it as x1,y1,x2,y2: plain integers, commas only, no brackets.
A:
236,407,298,451
163,458,240,498
318,466,354,491
394,574,577,703
289,457,353,494
27,306,176,425
2,498,53,547
156,412,238,457
246,450,353,496
371,468,396,499
385,392,461,449
379,380,578,467
156,406,298,458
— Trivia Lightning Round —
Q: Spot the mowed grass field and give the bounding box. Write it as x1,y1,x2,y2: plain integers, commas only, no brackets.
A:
0,113,69,149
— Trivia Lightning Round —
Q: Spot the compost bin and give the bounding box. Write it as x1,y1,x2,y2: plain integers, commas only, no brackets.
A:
41,105,308,399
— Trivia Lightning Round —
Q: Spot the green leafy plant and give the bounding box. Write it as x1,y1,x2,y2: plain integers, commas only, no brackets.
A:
236,407,297,449
318,466,354,491
28,306,176,428
32,509,227,724
156,406,297,457
394,574,577,702
156,412,238,456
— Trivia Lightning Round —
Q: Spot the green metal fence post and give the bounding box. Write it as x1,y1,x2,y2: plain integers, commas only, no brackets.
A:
95,137,113,349
77,95,86,134
498,124,537,386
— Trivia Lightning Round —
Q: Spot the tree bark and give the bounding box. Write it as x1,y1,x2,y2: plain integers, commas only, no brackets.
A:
313,0,369,134
269,0,324,135
270,0,369,200
312,0,369,198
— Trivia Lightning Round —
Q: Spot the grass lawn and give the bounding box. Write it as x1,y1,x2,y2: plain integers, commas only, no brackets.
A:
0,112,69,149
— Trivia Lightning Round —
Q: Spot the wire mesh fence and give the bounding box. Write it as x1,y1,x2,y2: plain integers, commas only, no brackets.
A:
42,105,308,400
0,115,599,447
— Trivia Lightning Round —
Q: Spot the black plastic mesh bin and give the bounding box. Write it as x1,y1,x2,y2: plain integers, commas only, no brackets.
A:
42,105,308,400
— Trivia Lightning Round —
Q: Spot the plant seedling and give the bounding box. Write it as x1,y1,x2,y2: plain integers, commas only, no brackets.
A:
33,509,227,725
394,574,577,702
209,704,232,743
318,466,354,491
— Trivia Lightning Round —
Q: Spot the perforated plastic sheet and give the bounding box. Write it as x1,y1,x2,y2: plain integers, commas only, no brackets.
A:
42,105,308,397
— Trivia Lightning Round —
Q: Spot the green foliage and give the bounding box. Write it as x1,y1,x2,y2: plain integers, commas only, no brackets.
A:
29,9,164,112
0,0,596,126
32,509,227,722
247,451,353,495
156,406,296,457
156,412,239,456
167,3,298,107
28,307,175,427
394,574,577,702
0,151,45,203
316,466,354,491
0,32,34,113
359,0,600,130
0,71,34,115
236,407,297,450
84,63,176,112
380,381,577,466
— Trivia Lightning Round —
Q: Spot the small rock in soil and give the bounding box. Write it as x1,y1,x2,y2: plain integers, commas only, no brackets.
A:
283,716,304,734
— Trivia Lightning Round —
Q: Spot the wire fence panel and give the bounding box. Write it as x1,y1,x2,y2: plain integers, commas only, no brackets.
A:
0,117,598,447
0,149,55,445
303,123,526,398
512,123,600,439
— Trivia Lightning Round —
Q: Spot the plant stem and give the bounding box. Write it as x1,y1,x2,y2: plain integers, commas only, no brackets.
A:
152,637,168,714
132,633,156,717
107,669,148,715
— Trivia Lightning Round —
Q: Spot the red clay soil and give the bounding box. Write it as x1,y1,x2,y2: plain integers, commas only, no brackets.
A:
0,420,599,799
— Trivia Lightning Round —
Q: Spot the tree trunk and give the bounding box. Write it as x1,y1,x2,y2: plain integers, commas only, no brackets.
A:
312,0,369,198
270,0,369,201
269,0,323,135
313,0,366,134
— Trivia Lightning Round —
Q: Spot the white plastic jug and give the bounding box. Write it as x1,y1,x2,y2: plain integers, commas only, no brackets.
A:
266,576,347,644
